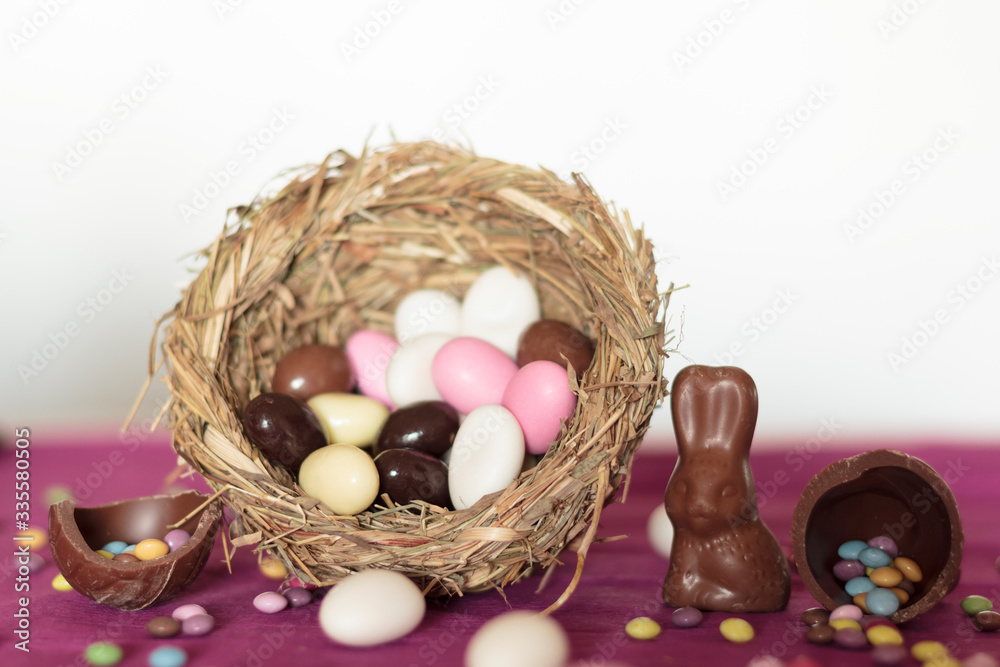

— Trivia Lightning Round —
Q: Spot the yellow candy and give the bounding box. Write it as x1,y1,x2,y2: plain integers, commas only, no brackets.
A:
866,625,903,646
894,557,923,582
16,526,48,551
625,617,661,640
134,539,169,561
853,592,870,614
911,640,950,661
829,618,862,631
259,557,288,580
52,574,73,591
95,550,115,560
870,566,904,588
719,618,754,643
889,587,910,605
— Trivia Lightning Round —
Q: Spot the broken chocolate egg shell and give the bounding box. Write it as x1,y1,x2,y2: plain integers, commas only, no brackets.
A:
48,491,221,610
791,449,963,623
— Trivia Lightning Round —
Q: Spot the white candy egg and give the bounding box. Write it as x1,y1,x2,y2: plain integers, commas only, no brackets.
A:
319,569,425,647
306,393,389,447
394,289,461,343
465,610,570,667
460,266,540,357
385,333,454,407
646,502,674,559
448,404,525,510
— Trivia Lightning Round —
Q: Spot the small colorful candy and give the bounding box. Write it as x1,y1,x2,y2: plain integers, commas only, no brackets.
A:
16,526,48,551
871,644,908,665
829,618,862,631
625,617,661,640
134,539,169,561
892,556,922,582
805,624,834,645
801,607,830,627
148,646,187,667
85,641,123,666
865,588,900,616
837,540,868,560
719,618,754,643
181,614,214,636
254,591,288,614
171,604,207,621
866,624,903,646
858,547,892,568
833,559,865,581
833,627,867,649
671,606,703,628
829,604,862,621
910,640,950,661
866,536,899,557
283,587,312,608
94,550,114,560
844,576,876,596
114,553,140,563
973,610,1000,632
259,557,287,580
28,553,45,573
163,530,190,553
52,573,73,591
869,566,903,588
963,653,1000,667
961,595,993,616
146,616,181,638
101,541,128,555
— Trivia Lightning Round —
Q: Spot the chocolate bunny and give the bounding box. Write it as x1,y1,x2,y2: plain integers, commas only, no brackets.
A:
661,365,790,612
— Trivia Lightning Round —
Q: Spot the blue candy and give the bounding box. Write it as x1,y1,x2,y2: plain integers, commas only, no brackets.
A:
148,646,187,667
123,544,136,553
858,547,892,568
100,541,128,555
845,576,876,596
866,588,901,616
837,540,868,560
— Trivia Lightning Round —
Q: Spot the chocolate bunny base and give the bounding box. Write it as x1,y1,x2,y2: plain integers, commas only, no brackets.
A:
661,365,790,612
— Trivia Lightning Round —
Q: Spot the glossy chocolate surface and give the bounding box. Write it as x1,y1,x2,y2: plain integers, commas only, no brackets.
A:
242,392,327,472
48,491,221,610
374,448,451,509
374,401,459,457
790,449,964,623
272,343,353,402
661,365,790,612
516,320,594,376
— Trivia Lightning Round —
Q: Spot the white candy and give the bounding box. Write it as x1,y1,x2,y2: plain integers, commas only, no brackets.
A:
319,569,425,647
306,393,389,447
646,502,674,559
460,266,540,357
448,404,525,510
394,289,461,343
465,610,570,667
385,333,454,407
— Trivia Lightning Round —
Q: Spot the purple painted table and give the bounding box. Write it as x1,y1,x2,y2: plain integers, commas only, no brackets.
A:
2,437,998,667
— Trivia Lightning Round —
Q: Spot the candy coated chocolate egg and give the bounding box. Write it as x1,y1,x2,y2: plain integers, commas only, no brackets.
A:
448,405,525,510
181,613,214,636
432,337,518,415
345,330,398,409
147,616,181,638
516,319,594,375
306,393,389,448
283,588,313,608
394,289,461,342
374,448,450,508
460,266,540,357
646,502,673,559
134,539,169,561
386,333,453,407
319,570,425,647
163,529,190,552
501,360,577,454
242,392,327,472
172,604,207,621
374,401,459,457
253,591,287,613
465,610,569,667
299,444,379,515
272,344,353,402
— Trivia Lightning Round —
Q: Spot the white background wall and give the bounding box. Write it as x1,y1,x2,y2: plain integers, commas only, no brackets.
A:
2,1,998,449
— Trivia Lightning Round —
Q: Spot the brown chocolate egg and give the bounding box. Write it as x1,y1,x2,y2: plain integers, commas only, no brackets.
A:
791,449,964,623
516,320,594,375
242,392,327,472
48,491,221,610
374,401,459,457
374,448,450,509
272,343,353,402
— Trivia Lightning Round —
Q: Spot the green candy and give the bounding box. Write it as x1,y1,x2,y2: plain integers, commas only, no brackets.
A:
961,595,994,616
85,642,123,666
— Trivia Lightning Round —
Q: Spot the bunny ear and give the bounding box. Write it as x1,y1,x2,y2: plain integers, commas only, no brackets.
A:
671,365,758,455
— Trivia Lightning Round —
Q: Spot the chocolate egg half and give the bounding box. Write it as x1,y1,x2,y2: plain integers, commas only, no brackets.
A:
791,449,963,623
48,491,221,610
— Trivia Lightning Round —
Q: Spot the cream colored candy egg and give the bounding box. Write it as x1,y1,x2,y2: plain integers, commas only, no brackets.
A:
307,393,389,448
319,569,425,646
465,610,569,667
646,502,674,559
299,444,379,515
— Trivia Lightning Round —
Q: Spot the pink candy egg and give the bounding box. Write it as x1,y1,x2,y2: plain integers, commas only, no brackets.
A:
345,330,398,409
501,361,577,454
432,337,518,415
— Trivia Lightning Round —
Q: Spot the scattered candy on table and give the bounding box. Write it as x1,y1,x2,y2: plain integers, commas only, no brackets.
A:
27,553,45,573
624,617,661,640
828,618,862,631
464,610,569,667
719,618,755,643
253,591,288,614
171,604,207,621
181,613,215,636
282,587,313,608
962,594,994,615
319,570,425,647
84,641,123,666
52,573,73,591
147,645,187,667
833,626,867,649
800,608,830,626
146,616,181,638
805,624,834,645
671,606,703,628
829,604,862,621
870,644,908,665
16,526,48,551
973,610,1000,632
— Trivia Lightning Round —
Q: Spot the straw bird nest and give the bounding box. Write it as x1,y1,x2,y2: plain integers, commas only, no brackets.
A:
143,141,671,606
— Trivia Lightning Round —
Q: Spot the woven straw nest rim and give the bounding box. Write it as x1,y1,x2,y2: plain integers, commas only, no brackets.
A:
133,140,675,608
